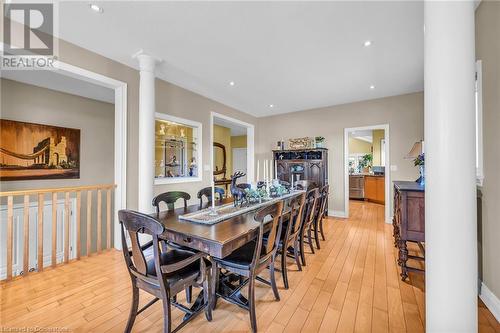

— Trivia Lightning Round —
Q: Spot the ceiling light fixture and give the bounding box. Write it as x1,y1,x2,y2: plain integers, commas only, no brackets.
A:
229,81,235,86
269,104,274,108
370,85,375,90
89,4,103,13
363,40,372,47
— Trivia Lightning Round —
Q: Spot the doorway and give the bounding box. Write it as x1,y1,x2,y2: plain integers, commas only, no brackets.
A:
210,112,254,194
344,124,391,223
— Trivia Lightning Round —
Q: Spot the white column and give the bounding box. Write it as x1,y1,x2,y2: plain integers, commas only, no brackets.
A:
135,52,159,213
424,1,477,332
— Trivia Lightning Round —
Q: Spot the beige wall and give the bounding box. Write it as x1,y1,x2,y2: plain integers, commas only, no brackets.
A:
372,129,385,166
257,92,423,214
0,79,114,253
154,79,257,203
44,38,258,209
231,135,247,149
476,1,500,299
348,138,372,154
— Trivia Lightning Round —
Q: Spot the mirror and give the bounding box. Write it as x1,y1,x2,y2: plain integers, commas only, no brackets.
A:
213,142,227,179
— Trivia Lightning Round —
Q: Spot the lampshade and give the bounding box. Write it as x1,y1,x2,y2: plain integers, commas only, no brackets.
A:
405,141,423,159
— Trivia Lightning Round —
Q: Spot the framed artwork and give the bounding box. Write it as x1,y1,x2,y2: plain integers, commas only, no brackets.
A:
0,119,80,181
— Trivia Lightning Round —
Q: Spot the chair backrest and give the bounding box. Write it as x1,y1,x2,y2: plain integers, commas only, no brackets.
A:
252,201,284,266
295,180,318,191
152,191,191,214
318,185,329,217
197,186,225,208
287,192,306,241
302,188,319,229
118,209,164,277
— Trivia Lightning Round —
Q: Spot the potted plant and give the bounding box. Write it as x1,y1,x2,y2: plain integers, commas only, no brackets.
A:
315,136,325,148
360,153,373,173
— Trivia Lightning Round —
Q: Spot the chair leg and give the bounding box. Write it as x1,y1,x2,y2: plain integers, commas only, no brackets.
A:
203,273,213,321
280,249,289,289
186,286,192,303
124,282,139,333
299,232,307,266
270,260,281,301
161,292,172,333
307,228,315,254
248,274,257,333
293,240,302,271
313,220,321,249
319,216,326,241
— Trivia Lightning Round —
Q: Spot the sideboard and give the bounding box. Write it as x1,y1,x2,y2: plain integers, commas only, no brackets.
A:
393,181,425,281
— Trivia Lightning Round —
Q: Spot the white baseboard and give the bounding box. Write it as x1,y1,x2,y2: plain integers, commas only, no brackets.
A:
328,209,346,218
480,281,500,323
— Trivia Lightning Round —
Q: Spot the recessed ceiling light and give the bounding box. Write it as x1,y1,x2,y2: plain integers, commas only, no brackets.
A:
269,104,274,108
229,81,235,86
364,40,372,47
89,4,103,13
369,85,375,90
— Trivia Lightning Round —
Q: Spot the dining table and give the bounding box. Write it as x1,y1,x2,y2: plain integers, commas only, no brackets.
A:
151,191,304,315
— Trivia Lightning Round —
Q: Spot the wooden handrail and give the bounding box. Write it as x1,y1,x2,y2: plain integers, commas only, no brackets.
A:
0,184,116,197
1,183,116,281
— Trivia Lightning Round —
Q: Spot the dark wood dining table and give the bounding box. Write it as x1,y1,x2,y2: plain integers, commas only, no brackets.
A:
153,193,301,259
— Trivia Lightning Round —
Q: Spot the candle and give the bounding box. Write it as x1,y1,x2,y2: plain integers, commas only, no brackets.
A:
211,181,215,211
274,160,278,180
256,160,260,182
264,160,267,184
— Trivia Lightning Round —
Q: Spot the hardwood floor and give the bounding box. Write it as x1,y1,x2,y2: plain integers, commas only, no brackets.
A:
1,200,498,332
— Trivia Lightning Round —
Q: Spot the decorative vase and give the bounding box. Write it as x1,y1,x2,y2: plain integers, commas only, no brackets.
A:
418,165,425,185
316,141,324,148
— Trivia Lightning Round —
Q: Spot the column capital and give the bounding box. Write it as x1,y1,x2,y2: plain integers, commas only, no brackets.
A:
132,50,161,73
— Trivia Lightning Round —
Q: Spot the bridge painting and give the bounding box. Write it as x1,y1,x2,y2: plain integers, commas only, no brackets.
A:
0,119,80,181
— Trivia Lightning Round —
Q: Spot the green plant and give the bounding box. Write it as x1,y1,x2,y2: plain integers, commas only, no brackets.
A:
360,154,373,168
315,136,325,143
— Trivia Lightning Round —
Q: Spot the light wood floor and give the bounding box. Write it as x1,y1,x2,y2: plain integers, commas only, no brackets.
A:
1,200,499,332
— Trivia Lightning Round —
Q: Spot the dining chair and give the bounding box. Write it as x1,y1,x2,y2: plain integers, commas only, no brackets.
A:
118,209,212,333
268,192,306,289
152,191,191,214
317,185,329,241
310,185,329,249
299,188,320,266
212,201,284,333
197,187,225,208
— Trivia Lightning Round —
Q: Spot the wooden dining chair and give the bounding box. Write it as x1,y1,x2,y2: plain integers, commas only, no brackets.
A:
294,180,318,191
317,185,329,241
212,201,284,333
197,187,225,208
269,192,306,289
299,188,319,266
152,191,191,214
118,209,212,333
310,185,329,249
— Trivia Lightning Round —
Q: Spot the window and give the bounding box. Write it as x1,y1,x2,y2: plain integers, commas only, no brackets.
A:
475,60,484,186
154,113,202,184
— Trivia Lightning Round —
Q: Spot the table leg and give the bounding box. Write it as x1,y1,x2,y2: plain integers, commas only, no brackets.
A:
398,239,409,281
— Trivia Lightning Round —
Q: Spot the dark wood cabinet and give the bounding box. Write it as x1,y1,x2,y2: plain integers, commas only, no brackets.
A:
273,148,328,189
393,181,425,280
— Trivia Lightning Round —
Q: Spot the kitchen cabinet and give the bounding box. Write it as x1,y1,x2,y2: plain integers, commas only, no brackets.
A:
364,175,385,204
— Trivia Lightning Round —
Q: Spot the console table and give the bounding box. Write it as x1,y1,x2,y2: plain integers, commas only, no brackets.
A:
393,181,425,280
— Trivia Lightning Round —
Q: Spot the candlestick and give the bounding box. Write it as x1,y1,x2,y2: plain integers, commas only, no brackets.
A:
256,160,260,182
211,181,215,210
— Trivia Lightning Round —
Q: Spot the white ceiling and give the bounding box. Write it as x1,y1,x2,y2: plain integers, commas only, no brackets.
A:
214,117,247,136
349,129,373,143
58,1,424,117
1,69,115,104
